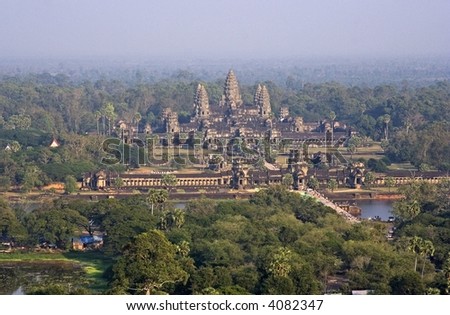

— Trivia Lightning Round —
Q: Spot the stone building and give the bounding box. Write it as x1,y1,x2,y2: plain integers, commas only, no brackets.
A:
91,70,375,193
155,69,350,146
115,70,349,148
254,84,271,119
163,109,180,133
193,83,210,119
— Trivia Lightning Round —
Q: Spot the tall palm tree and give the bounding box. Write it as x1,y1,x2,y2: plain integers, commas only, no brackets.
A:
102,102,116,136
408,235,433,276
156,189,169,210
176,240,190,257
146,189,167,215
172,208,185,228
158,212,169,230
328,111,336,144
94,111,101,135
100,104,107,135
443,256,450,294
408,236,423,272
113,177,124,192
134,112,142,138
420,240,435,278
383,114,391,140
328,111,336,165
162,174,177,193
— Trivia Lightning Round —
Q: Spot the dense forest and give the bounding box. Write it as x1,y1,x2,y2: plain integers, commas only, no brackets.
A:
0,73,449,192
0,70,449,295
1,184,449,294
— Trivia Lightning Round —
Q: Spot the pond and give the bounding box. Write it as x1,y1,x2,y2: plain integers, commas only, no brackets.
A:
356,199,395,221
0,261,85,295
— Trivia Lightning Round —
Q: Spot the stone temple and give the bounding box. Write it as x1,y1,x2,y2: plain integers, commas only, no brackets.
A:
83,70,368,192
157,69,349,145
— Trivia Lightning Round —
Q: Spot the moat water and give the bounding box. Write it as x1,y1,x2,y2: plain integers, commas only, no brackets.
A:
356,199,394,221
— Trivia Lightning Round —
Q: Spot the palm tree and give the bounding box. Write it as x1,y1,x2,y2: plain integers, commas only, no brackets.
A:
328,111,336,165
407,200,421,220
383,114,391,140
408,236,423,272
443,256,450,294
172,208,185,228
420,240,435,278
113,177,124,192
162,174,177,193
94,111,101,135
156,189,169,210
102,102,116,135
100,105,107,135
328,111,336,144
146,189,168,215
385,176,395,192
176,240,190,257
307,177,320,190
158,211,169,230
134,112,142,138
444,256,450,279
364,171,375,188
147,190,156,215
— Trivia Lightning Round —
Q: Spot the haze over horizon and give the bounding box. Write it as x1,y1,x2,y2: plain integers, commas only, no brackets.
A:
1,0,449,60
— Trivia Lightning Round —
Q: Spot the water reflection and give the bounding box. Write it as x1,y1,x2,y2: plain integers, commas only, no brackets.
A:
357,200,394,221
12,286,24,295
0,261,83,295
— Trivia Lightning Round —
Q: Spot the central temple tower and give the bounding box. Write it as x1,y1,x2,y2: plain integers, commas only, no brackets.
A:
220,69,243,110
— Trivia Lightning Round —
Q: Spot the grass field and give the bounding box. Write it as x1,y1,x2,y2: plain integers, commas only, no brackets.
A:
388,162,417,171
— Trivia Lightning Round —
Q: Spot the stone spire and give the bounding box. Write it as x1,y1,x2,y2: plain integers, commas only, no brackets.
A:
165,110,180,133
221,69,242,109
280,107,290,121
293,116,304,132
257,85,271,118
254,84,262,105
194,84,210,119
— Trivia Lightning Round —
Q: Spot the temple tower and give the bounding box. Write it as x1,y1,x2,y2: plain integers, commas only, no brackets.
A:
280,107,290,121
220,70,242,110
254,85,271,118
165,111,180,133
287,149,308,190
231,159,248,189
161,108,172,123
254,84,262,105
193,84,210,119
293,117,304,132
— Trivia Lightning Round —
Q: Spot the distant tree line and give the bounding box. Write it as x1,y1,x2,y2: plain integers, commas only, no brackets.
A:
0,75,449,190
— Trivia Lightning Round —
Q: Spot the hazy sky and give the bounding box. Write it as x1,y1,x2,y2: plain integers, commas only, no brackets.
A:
1,0,449,59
